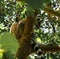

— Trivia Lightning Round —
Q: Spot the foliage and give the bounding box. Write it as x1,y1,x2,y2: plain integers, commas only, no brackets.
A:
2,50,15,59
0,32,18,59
0,52,3,59
0,0,60,59
25,0,50,9
0,32,18,53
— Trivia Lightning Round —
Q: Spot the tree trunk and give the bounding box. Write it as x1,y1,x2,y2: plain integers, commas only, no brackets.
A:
16,16,35,59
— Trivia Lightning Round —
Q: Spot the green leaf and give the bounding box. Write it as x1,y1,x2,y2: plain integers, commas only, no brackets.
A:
3,51,15,59
36,37,41,43
25,0,50,9
22,6,34,17
0,52,3,59
0,32,18,54
16,1,27,9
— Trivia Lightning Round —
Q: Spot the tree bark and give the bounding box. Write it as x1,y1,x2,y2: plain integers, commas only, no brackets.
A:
16,16,35,59
36,43,60,52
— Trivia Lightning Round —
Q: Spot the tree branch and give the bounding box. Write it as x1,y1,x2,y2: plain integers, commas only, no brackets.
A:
37,43,60,52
